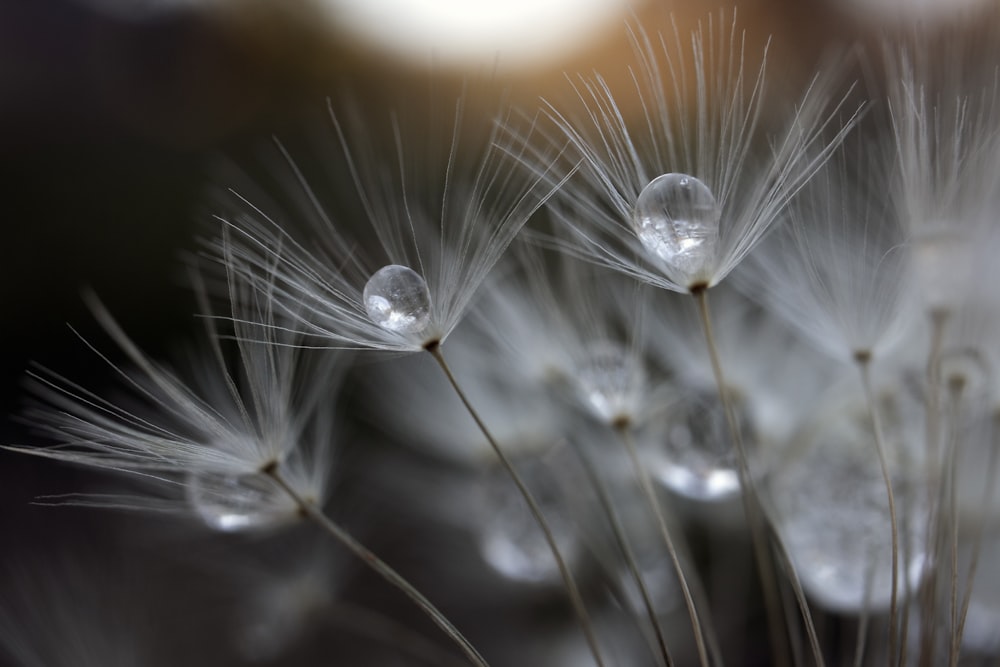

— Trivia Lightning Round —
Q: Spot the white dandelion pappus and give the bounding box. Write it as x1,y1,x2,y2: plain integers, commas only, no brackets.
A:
883,38,1000,313
6,282,342,533
738,135,917,366
362,320,570,467
215,87,565,354
214,88,603,665
472,243,657,429
537,11,861,294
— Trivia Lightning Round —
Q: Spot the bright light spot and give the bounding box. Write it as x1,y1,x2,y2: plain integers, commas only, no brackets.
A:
321,0,637,69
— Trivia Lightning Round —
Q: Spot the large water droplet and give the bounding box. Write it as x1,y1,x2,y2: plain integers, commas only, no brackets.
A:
363,264,431,335
477,464,577,584
647,387,754,501
574,342,644,424
187,471,296,532
769,409,928,613
632,173,721,287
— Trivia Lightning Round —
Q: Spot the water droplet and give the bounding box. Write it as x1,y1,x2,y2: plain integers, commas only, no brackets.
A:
769,409,928,613
632,173,721,287
477,465,577,584
574,342,644,424
187,471,296,532
363,264,431,335
647,388,753,501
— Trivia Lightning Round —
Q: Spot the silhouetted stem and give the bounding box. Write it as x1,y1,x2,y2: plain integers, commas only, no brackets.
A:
617,425,711,667
263,466,489,667
856,356,900,667
427,344,606,667
574,443,674,667
954,411,1000,661
918,309,949,667
694,287,824,667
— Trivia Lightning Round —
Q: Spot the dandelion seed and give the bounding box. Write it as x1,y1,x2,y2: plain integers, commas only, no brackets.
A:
210,86,604,664
362,264,432,338
215,86,563,354
738,135,916,365
527,10,859,295
882,36,1000,316
6,286,339,532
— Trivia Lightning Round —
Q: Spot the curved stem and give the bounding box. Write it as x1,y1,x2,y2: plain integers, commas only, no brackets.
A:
954,411,1000,659
263,465,489,667
693,288,823,667
427,344,606,667
616,425,712,667
574,442,674,667
855,357,900,667
943,380,970,667
917,310,949,667
852,546,878,667
768,522,827,667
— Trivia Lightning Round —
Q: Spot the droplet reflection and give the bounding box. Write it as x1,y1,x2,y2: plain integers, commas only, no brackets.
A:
363,264,432,335
187,471,295,532
632,173,720,287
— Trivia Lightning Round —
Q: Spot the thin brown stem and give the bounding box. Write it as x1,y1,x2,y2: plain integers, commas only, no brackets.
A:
918,310,949,667
945,383,963,667
617,425,711,667
693,288,821,667
955,412,1000,661
574,442,674,667
856,357,901,667
427,344,606,667
852,549,878,667
768,523,828,667
262,465,489,667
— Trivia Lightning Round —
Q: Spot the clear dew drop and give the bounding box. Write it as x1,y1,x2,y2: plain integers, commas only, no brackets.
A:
769,409,928,613
363,264,431,336
648,387,754,501
477,465,577,585
631,173,721,286
574,342,644,424
186,471,296,532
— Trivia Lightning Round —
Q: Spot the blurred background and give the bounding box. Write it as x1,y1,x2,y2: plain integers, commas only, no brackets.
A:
1,0,997,664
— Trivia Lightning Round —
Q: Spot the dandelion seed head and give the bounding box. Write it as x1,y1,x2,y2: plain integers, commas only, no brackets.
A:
632,173,720,288
574,341,645,426
363,264,432,337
